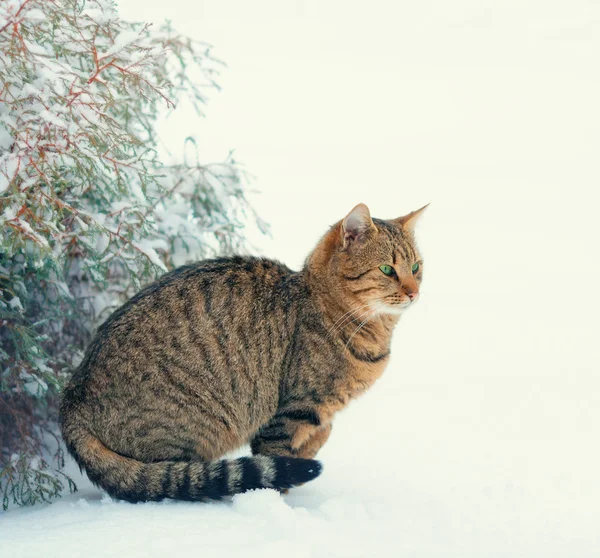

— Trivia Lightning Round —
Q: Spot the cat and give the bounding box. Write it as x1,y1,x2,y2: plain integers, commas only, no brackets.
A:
60,202,427,502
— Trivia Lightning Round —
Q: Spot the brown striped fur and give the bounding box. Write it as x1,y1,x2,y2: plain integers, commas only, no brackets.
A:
59,203,426,502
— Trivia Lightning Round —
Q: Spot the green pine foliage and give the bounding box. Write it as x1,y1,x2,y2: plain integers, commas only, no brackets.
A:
0,0,264,509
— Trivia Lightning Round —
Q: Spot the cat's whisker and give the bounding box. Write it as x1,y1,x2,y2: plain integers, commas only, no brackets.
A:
327,303,374,338
328,298,387,339
344,307,378,350
330,300,379,329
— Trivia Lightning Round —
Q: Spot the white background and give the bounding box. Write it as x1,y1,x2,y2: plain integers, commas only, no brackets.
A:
3,1,599,556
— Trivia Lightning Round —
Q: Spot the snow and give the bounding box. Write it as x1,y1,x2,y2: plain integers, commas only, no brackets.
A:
2,376,599,556
19,370,48,396
17,219,49,247
132,239,169,272
98,29,141,59
7,295,23,311
23,39,51,57
38,109,69,129
32,357,53,375
75,215,89,232
23,8,44,22
0,125,12,150
0,154,19,194
81,2,119,25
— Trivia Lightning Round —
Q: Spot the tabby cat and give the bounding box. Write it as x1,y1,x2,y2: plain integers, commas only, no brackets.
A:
60,202,426,502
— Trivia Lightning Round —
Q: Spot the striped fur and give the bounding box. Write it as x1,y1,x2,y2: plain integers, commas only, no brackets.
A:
59,203,425,502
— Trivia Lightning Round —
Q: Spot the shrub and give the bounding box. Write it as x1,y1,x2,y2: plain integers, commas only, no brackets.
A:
0,0,263,509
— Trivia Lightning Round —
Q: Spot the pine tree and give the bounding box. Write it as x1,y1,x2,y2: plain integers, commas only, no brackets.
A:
0,0,264,509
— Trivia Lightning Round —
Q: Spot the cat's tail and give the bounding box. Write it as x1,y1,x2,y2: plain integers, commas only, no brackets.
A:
60,416,322,503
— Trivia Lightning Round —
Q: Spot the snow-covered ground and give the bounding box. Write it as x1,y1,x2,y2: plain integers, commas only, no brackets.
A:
3,0,600,556
3,370,599,557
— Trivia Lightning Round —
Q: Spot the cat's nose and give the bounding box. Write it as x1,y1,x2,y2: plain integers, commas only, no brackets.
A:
407,291,419,301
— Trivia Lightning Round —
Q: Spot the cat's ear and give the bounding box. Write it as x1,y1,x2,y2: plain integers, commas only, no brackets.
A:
342,203,375,247
395,203,429,232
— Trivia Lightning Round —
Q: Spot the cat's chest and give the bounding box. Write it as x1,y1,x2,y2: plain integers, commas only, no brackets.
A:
344,357,389,397
313,357,389,426
332,330,391,396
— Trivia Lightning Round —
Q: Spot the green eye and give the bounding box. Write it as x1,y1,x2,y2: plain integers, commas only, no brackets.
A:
379,265,394,276
412,263,420,274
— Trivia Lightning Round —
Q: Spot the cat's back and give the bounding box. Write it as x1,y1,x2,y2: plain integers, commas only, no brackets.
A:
89,255,290,335
72,256,304,396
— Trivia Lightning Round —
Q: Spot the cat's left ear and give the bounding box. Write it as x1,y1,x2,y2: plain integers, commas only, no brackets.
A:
394,203,429,232
342,203,375,248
